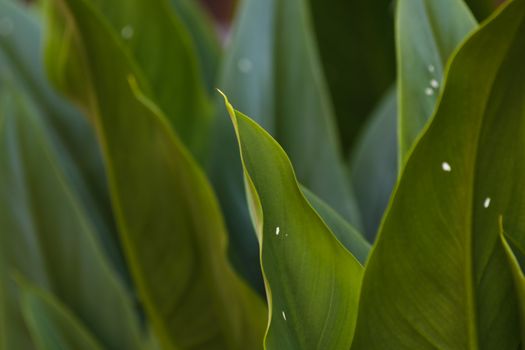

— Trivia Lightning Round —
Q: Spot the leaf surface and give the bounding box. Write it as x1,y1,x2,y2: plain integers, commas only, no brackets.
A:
48,0,267,348
222,94,363,349
46,0,211,156
207,0,362,290
352,1,525,348
0,89,143,350
500,223,525,344
349,87,397,241
20,283,104,350
397,0,477,163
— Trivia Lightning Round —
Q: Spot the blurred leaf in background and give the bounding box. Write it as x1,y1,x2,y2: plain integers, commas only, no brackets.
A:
308,0,396,153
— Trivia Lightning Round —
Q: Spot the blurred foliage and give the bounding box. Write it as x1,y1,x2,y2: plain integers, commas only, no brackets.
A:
1,0,525,348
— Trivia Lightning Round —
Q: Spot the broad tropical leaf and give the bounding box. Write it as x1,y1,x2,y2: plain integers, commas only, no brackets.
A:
352,0,525,348
19,282,104,350
397,0,477,163
222,94,364,349
0,89,142,349
349,87,397,241
47,0,267,348
208,0,362,291
45,0,211,157
0,0,128,282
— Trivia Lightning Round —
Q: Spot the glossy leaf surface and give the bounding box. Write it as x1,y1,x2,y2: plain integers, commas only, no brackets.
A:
223,95,363,349
397,0,476,163
48,0,267,348
301,186,370,265
352,1,525,348
208,0,362,291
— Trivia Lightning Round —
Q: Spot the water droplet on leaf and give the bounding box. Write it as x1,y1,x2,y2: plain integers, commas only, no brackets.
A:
121,25,134,40
237,57,253,73
441,162,451,172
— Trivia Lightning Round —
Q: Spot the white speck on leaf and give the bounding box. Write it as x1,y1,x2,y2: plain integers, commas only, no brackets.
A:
484,197,491,208
428,64,435,73
121,25,134,39
441,162,451,172
275,227,280,236
430,79,439,88
237,57,253,73
282,311,287,321
425,87,434,96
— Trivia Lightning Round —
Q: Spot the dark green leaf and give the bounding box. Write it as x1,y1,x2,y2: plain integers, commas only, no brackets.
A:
19,281,104,350
208,0,362,291
349,87,397,242
0,89,143,349
301,186,370,265
352,1,525,348
308,0,396,151
397,0,476,163
47,0,267,348
45,0,211,157
0,0,127,282
499,220,525,345
222,94,363,349
169,0,221,92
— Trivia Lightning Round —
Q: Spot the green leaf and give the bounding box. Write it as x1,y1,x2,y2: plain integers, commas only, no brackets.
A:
397,0,477,164
308,0,396,151
169,0,221,92
352,1,525,348
222,93,364,349
0,0,129,287
48,0,267,348
0,89,143,349
207,0,362,291
466,0,504,20
211,0,361,228
45,0,211,157
301,186,370,265
349,87,397,242
499,219,525,344
19,282,104,350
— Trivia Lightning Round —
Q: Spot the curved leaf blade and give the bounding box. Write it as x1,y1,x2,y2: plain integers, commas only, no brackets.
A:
222,94,363,349
0,89,143,349
45,0,211,156
48,0,267,348
397,0,477,163
499,221,525,344
301,186,370,265
207,0,362,292
19,282,104,350
352,1,525,348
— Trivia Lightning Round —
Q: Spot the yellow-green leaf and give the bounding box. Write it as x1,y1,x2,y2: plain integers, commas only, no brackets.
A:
47,0,267,348
222,94,364,349
352,0,525,348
